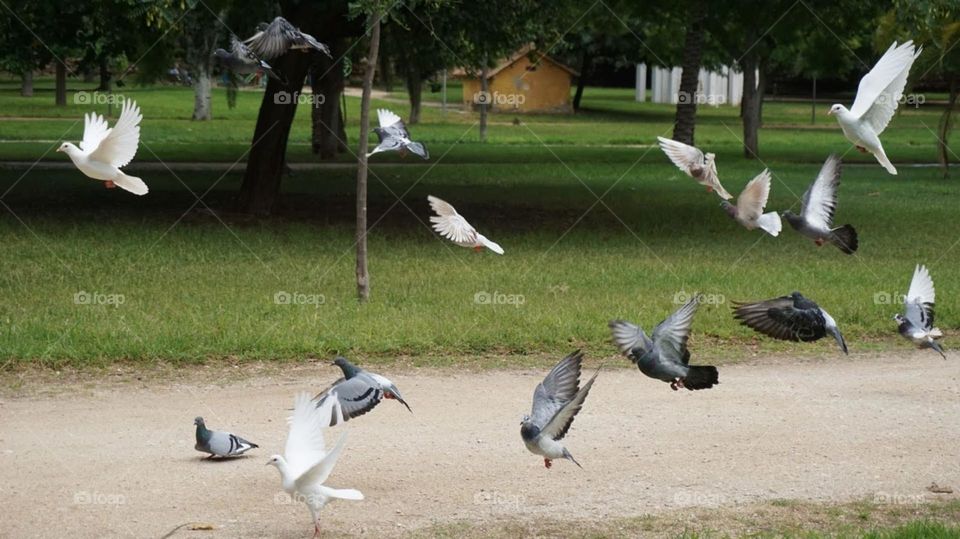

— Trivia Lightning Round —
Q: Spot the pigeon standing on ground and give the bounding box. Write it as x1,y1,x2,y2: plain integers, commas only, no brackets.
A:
57,99,148,195
367,109,429,159
609,294,719,391
213,36,280,80
193,417,258,458
313,356,412,426
656,136,733,200
782,155,858,254
733,292,848,354
721,169,782,236
894,264,946,358
427,195,504,254
268,393,362,538
521,350,598,469
828,41,922,175
243,16,331,60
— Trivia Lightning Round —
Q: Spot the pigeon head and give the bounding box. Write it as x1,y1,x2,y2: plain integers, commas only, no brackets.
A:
265,454,284,468
781,210,804,228
893,313,907,325
519,416,539,441
332,356,361,378
827,104,847,116
212,48,230,59
56,142,79,156
194,417,205,427
720,200,737,218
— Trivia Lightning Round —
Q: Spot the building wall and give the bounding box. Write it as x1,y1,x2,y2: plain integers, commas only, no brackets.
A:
460,56,573,113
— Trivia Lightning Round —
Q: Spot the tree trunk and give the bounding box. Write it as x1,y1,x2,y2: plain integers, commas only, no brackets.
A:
406,69,422,124
379,45,392,91
938,77,957,178
741,55,760,159
237,52,314,215
98,57,112,92
757,61,767,127
672,1,706,145
356,17,382,302
572,48,591,111
55,62,67,106
20,70,33,97
479,63,489,142
311,39,347,159
192,67,212,120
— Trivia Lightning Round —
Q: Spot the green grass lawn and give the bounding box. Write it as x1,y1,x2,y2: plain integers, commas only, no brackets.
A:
0,79,958,367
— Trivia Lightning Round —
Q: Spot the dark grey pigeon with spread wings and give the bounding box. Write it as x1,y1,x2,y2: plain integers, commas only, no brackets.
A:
894,264,946,358
368,109,429,159
243,16,331,60
313,356,411,426
733,291,848,354
782,155,858,254
520,350,598,469
213,36,281,80
609,294,719,391
194,417,258,458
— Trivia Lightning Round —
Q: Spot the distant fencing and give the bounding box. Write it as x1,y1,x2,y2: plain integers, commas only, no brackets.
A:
636,63,756,107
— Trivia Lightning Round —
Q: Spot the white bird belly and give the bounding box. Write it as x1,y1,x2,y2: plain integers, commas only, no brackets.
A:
527,436,567,460
76,159,120,181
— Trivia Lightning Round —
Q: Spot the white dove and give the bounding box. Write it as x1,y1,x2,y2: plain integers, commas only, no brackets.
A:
57,99,148,195
427,195,503,254
720,169,782,236
656,136,732,200
828,41,922,175
268,392,363,538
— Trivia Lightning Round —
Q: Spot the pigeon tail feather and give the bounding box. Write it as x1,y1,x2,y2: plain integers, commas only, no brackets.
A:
112,173,148,196
756,212,782,237
873,148,897,175
562,448,582,468
683,365,719,390
317,486,364,500
830,224,858,254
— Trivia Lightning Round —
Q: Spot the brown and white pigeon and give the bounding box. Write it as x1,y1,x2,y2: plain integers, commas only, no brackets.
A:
721,169,781,236
243,16,331,60
656,136,732,200
782,155,858,254
894,264,946,358
427,195,503,254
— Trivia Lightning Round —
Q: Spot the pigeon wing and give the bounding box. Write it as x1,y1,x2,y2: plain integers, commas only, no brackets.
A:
244,17,299,60
735,169,772,223
608,319,652,355
427,195,478,244
651,294,701,363
88,99,141,168
801,155,841,230
80,112,111,153
657,136,704,176
904,264,936,330
294,430,347,491
541,368,597,441
851,41,920,134
314,375,383,425
284,392,339,480
530,350,583,430
733,296,821,342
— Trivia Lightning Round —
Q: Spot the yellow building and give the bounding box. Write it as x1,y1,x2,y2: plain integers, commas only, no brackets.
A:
455,45,578,113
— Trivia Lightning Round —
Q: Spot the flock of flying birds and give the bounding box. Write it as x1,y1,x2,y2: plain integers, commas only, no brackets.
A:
49,26,948,534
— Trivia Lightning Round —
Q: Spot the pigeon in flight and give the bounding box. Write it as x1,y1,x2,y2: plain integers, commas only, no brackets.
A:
733,292,848,354
894,264,946,359
213,36,281,81
368,109,429,159
193,417,258,458
268,393,362,538
313,356,411,426
57,99,148,195
828,41,921,175
243,16,331,60
782,155,858,254
427,195,503,254
521,350,598,469
609,294,719,391
656,136,733,200
721,169,782,236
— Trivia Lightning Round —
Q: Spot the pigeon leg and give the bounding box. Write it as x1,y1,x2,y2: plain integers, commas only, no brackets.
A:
706,186,713,193
543,458,552,469
669,380,679,391
104,180,116,189
855,145,867,154
473,245,483,253
814,238,825,246
676,378,686,390
313,521,321,539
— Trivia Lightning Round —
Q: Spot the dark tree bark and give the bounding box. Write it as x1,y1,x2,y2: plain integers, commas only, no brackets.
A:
479,64,489,142
311,39,348,159
572,48,591,111
672,1,707,145
378,44,393,92
406,69,422,124
98,57,112,92
20,70,33,97
55,62,67,106
236,52,314,215
741,54,760,158
938,77,957,178
356,18,382,302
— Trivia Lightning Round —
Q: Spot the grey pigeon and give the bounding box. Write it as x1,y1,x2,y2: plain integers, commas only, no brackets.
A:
313,356,411,426
213,36,281,80
520,350,598,469
720,169,782,236
782,155,858,254
894,264,946,358
243,16,331,61
368,109,429,159
609,294,719,391
733,292,848,354
193,417,258,458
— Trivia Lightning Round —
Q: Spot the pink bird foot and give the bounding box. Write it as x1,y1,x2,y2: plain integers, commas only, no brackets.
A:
544,458,552,469
104,180,116,189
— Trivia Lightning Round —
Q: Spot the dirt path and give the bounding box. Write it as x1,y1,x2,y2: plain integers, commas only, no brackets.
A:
1,352,958,538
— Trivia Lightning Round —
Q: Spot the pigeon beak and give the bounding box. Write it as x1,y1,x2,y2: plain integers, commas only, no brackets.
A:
55,147,62,152
826,110,833,116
